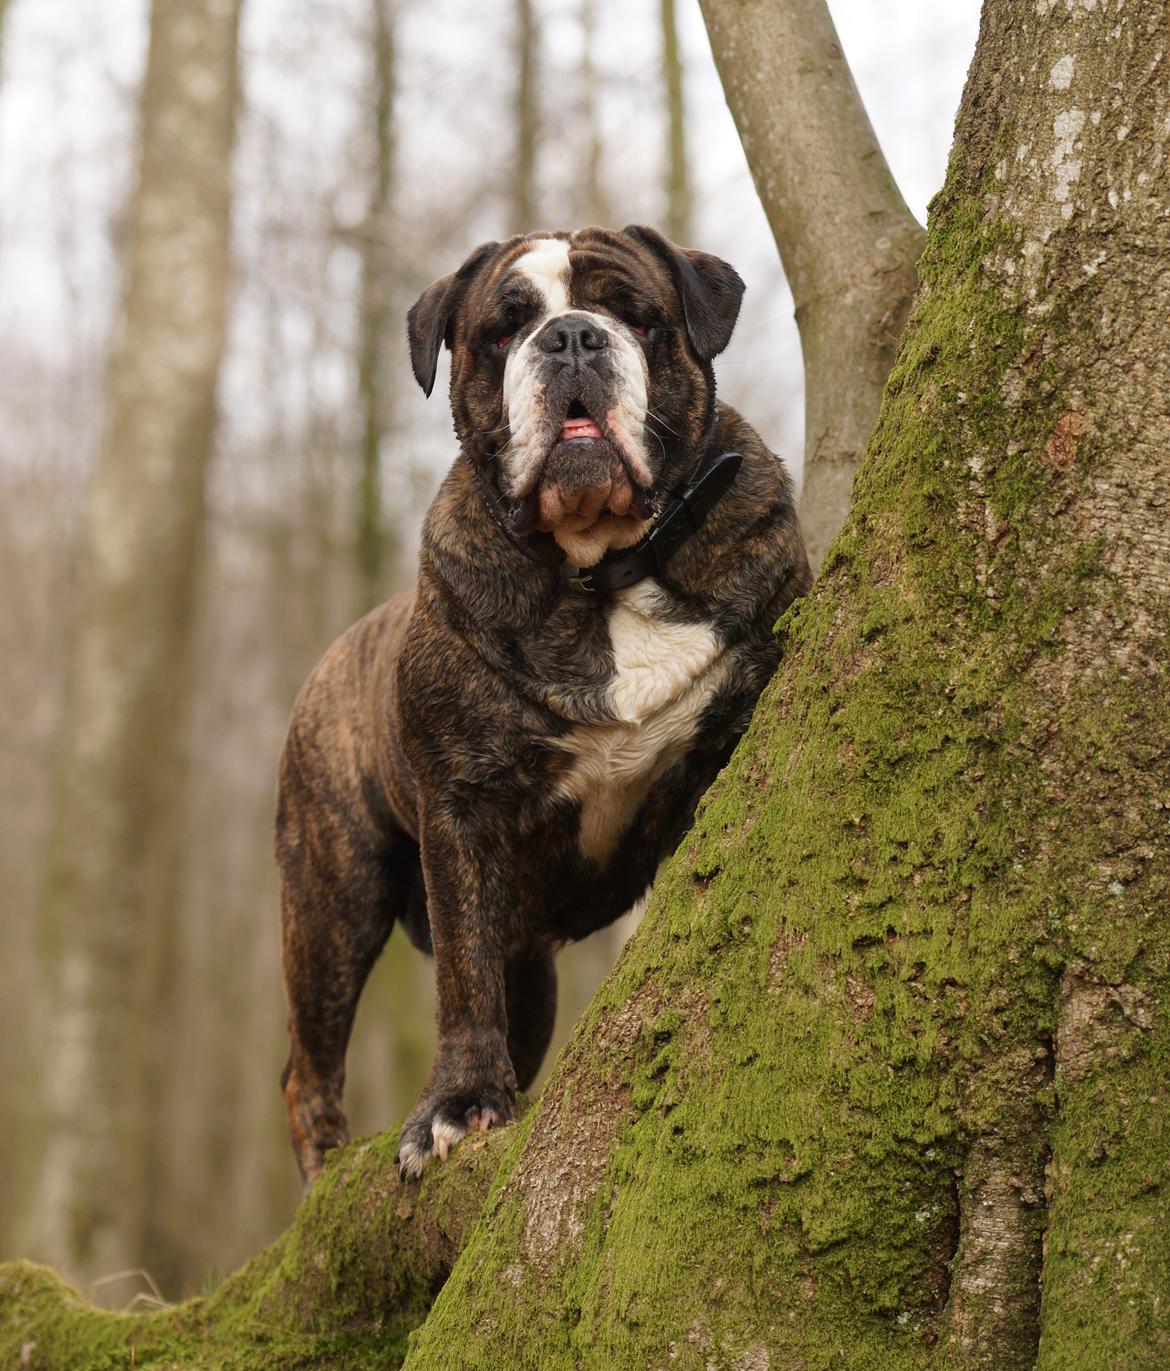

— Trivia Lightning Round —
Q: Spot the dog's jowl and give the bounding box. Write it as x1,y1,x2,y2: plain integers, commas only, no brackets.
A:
278,225,810,1183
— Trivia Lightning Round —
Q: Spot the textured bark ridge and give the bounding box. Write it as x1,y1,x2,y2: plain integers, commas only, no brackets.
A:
3,2,1168,1366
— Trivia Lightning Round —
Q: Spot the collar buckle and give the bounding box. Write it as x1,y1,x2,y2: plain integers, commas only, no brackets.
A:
562,566,597,593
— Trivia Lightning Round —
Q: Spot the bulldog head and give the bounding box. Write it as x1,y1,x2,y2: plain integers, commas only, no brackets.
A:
407,226,744,567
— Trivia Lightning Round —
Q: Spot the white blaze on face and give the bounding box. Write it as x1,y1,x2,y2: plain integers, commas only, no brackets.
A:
511,235,571,313
501,235,652,503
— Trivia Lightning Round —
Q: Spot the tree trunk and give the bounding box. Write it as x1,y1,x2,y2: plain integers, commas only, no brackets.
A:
660,0,691,245
510,0,538,235
355,0,397,615
576,0,610,228
699,0,925,571
19,0,243,1288
0,0,11,79
5,1,1170,1365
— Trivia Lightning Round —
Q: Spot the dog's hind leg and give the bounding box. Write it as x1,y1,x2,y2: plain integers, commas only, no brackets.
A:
280,815,419,1187
506,947,557,1092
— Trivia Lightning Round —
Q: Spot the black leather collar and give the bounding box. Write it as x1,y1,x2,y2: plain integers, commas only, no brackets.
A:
559,448,742,594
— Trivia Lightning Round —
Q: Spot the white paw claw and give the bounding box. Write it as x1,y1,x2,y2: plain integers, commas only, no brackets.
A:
431,1117,467,1163
396,1135,431,1180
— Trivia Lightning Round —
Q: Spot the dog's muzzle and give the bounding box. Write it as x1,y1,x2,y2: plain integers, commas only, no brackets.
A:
501,310,653,546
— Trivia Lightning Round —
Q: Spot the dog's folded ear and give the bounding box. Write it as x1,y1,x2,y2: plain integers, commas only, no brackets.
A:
407,241,500,397
621,225,745,362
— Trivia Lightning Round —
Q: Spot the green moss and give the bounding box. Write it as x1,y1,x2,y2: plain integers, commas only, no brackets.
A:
0,1127,506,1369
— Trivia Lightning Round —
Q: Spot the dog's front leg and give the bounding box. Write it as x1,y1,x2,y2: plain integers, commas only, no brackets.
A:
396,799,519,1178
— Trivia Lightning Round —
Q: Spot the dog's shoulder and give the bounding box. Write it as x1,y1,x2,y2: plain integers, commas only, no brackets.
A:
708,399,801,534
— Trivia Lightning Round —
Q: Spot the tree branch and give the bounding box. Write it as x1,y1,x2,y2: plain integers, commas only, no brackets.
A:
699,0,925,570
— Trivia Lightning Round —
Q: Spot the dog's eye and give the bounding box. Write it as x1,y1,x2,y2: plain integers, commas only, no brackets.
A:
497,333,514,349
620,312,656,338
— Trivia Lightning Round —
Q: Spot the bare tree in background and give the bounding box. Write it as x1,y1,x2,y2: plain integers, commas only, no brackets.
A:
345,0,441,1170
660,0,691,245
22,0,244,1286
510,0,538,234
355,0,397,614
0,0,15,1257
576,0,610,228
700,0,925,569
0,1,11,78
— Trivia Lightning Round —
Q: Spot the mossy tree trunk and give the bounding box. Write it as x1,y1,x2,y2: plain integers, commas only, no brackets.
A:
3,1,1169,1366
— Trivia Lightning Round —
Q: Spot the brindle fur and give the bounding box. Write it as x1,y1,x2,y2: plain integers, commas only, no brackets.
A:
279,226,810,1182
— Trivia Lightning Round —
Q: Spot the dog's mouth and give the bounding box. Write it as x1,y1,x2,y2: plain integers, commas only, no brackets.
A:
506,399,655,540
559,399,605,445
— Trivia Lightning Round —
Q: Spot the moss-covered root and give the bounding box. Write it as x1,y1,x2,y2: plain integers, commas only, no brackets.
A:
0,1125,507,1370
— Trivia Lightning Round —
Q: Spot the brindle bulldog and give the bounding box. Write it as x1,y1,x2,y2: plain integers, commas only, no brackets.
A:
278,225,810,1183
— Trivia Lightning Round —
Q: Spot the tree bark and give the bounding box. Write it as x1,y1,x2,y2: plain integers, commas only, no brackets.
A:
576,0,610,228
355,0,397,614
19,0,243,1288
660,0,691,245
401,2,1169,1362
699,0,926,571
510,0,538,235
5,1,1170,1365
0,0,11,79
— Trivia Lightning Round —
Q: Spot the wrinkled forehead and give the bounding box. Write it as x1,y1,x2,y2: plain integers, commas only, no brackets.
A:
468,229,672,317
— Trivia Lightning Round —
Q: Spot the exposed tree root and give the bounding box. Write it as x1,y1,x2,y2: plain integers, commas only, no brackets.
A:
0,1125,509,1370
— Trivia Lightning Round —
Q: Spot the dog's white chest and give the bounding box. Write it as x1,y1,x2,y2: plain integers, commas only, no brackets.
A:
555,582,725,864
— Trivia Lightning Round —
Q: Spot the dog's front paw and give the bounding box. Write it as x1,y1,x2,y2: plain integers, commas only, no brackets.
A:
396,1087,515,1179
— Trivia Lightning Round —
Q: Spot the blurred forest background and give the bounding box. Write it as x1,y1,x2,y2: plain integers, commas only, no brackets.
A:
0,0,977,1303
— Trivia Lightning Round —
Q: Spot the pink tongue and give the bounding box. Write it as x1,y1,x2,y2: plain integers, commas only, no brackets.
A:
560,417,603,441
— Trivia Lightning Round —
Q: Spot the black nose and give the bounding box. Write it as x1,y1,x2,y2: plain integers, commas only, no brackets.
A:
536,315,609,356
